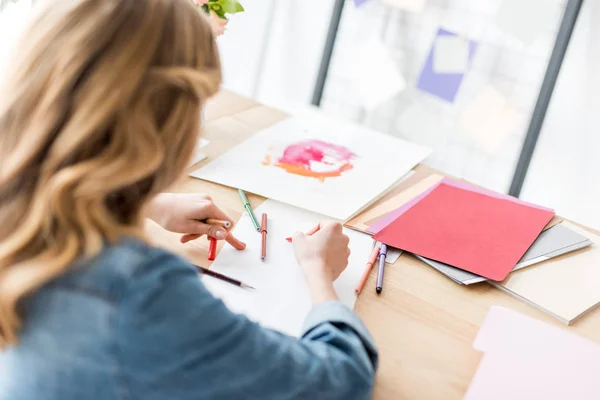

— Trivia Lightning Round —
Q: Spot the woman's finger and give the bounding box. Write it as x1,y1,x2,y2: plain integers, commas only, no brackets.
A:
180,233,202,244
226,233,246,251
181,232,245,251
186,221,228,240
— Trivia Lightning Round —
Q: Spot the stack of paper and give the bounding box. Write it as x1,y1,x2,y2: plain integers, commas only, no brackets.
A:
492,225,600,325
465,307,600,399
372,181,555,281
202,200,373,337
368,177,553,234
345,165,444,233
416,221,593,285
362,170,600,324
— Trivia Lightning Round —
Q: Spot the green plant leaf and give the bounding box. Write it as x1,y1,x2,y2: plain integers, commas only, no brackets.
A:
211,0,244,14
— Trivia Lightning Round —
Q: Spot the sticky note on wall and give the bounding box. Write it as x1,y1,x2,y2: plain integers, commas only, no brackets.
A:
433,35,470,74
350,40,407,110
417,28,478,103
460,86,521,154
383,0,428,13
495,0,553,45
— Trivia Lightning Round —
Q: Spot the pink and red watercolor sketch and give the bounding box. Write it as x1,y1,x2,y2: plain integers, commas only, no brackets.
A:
262,139,357,182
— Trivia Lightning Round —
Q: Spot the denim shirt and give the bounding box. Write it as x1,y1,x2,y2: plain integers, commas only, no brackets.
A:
0,238,378,399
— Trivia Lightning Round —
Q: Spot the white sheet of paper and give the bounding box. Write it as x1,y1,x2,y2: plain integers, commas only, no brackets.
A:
350,40,407,109
386,247,403,264
460,86,520,154
433,35,470,74
495,0,551,45
202,200,373,337
188,138,210,166
190,116,431,220
382,0,428,13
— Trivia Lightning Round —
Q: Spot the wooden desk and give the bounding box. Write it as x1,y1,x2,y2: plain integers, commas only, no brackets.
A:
146,91,600,400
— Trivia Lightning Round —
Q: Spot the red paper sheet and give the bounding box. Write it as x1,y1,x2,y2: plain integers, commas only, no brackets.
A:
373,183,555,281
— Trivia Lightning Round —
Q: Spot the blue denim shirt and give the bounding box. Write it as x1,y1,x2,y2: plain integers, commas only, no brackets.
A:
0,238,378,399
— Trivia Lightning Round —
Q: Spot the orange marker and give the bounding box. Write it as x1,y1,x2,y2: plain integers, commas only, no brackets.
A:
355,243,381,294
208,237,217,261
285,224,320,242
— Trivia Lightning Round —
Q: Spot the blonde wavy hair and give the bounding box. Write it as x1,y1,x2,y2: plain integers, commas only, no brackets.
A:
0,0,221,346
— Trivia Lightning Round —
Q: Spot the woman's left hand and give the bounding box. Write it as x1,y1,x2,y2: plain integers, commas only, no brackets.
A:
148,193,246,250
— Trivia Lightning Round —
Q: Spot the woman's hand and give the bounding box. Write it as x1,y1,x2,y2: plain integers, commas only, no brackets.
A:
148,193,246,250
291,221,350,304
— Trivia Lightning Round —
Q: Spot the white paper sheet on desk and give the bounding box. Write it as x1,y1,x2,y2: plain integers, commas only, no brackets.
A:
188,138,210,166
202,200,373,337
190,116,431,220
386,247,403,264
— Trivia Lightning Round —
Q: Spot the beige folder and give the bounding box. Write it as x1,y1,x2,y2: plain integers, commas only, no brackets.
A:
492,221,600,325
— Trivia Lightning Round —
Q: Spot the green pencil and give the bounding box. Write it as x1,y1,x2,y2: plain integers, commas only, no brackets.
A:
238,189,260,231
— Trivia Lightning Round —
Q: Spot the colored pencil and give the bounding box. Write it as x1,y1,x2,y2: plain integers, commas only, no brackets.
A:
355,242,381,294
208,237,217,261
376,244,387,294
260,213,268,261
204,219,231,228
237,189,260,231
195,265,255,290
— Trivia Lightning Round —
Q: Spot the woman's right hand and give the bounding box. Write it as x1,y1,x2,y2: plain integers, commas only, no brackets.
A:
292,221,351,304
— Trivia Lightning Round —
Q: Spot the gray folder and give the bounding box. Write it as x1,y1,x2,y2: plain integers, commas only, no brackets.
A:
415,223,594,285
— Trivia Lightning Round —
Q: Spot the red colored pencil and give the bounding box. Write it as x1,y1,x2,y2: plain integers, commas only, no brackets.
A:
208,237,217,261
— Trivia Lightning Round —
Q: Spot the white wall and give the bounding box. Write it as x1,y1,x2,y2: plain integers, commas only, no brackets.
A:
0,0,31,75
520,0,600,230
218,0,335,109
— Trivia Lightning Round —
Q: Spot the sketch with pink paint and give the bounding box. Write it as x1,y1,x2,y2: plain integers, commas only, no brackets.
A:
190,116,431,220
263,140,357,182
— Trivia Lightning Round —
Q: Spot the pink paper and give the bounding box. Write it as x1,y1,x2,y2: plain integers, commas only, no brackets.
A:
465,307,600,400
367,178,552,234
464,351,600,400
474,306,600,357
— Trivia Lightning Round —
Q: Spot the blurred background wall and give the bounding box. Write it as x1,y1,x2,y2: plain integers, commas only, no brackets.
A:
1,0,597,229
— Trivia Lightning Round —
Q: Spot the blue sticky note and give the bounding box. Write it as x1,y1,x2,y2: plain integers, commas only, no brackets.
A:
417,28,478,103
354,0,371,6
